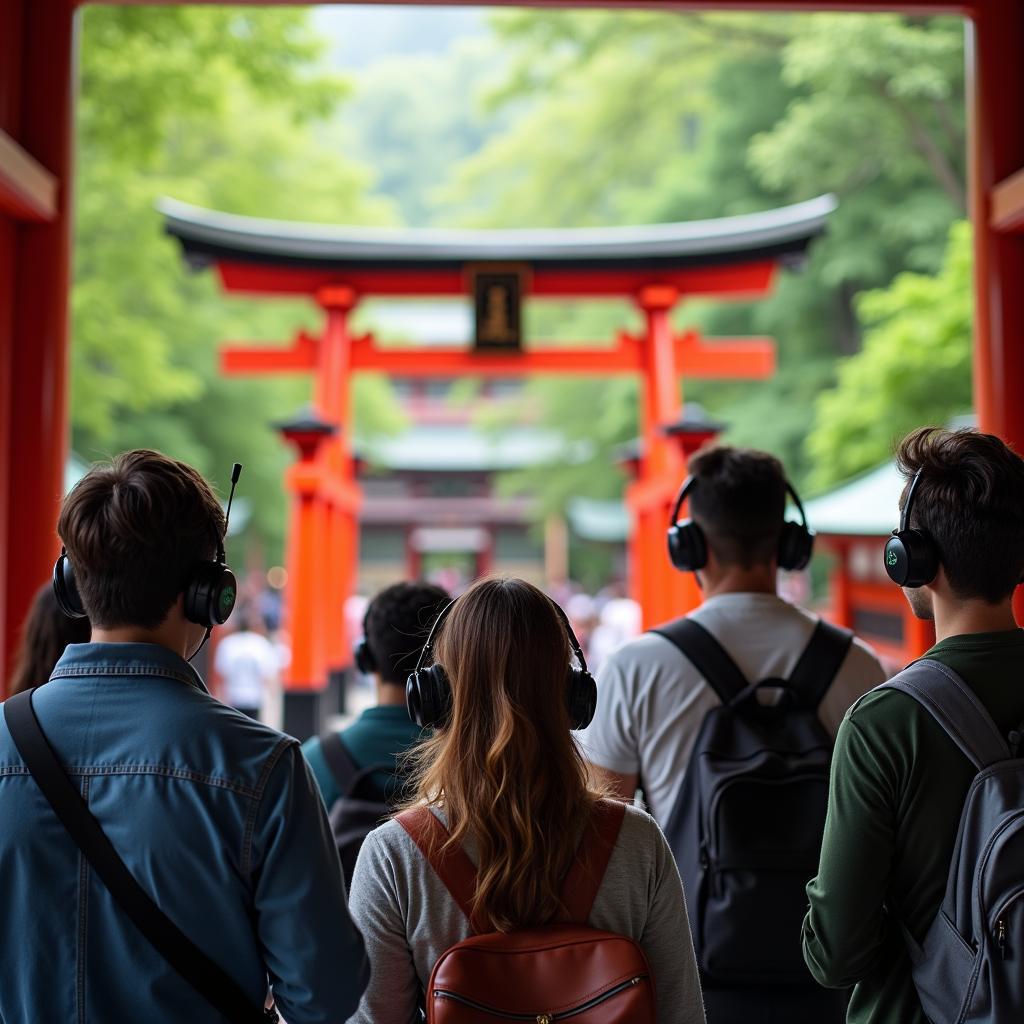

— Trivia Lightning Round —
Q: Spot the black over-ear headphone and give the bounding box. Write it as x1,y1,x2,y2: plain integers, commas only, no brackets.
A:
405,596,598,731
53,463,243,634
354,637,376,675
883,469,940,588
667,475,815,573
53,547,87,619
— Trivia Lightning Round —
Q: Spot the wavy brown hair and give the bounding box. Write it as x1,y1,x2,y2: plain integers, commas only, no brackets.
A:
403,576,601,933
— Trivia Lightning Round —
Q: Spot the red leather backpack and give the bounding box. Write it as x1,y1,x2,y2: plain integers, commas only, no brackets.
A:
396,798,656,1024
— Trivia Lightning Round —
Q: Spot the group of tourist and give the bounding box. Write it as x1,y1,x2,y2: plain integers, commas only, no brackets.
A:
1,425,1023,1024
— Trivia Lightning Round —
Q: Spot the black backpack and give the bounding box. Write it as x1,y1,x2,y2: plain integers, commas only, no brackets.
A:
653,616,852,989
319,732,402,888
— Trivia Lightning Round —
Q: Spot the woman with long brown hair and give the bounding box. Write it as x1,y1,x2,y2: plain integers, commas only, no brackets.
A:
347,576,704,1023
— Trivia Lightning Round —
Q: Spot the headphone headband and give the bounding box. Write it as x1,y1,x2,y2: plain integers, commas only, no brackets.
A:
785,481,809,531
414,596,590,674
670,476,696,528
407,590,596,731
413,599,457,675
900,469,923,533
670,474,809,531
550,598,590,673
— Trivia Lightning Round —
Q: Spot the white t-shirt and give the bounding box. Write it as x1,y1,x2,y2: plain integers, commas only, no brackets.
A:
578,592,888,825
214,630,280,711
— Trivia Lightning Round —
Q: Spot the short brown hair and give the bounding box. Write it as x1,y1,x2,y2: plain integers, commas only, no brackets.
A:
57,450,225,629
688,445,787,568
896,427,1024,603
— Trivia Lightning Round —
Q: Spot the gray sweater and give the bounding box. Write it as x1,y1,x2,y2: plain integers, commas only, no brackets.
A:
346,802,706,1024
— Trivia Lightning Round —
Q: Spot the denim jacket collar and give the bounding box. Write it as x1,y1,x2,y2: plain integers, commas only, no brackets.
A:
49,641,209,693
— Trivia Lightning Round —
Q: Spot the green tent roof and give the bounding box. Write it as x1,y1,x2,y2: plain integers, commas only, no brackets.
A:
567,497,630,543
802,462,904,538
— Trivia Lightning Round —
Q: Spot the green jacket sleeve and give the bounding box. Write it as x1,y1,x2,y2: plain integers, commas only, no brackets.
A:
802,711,899,988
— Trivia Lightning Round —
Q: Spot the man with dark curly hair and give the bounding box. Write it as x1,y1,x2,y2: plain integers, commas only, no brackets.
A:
803,427,1024,1023
302,580,449,809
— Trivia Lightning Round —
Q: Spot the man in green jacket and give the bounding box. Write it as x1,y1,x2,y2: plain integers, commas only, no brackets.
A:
802,426,1024,1023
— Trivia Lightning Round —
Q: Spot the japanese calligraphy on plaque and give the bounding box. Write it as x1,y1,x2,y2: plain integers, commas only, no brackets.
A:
470,266,524,352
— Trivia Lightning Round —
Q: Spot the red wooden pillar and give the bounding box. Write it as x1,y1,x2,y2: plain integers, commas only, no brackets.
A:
829,541,854,629
277,414,335,739
968,4,1024,625
2,0,76,686
626,285,699,629
314,286,359,679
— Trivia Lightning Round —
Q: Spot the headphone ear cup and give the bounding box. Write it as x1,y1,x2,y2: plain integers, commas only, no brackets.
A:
354,639,376,675
667,519,708,572
184,564,237,627
884,530,939,588
52,553,87,619
566,669,598,730
778,521,814,572
406,664,452,729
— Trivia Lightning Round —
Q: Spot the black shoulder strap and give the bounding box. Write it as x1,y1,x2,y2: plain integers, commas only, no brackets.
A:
786,620,854,710
320,730,359,794
3,689,274,1024
650,618,749,704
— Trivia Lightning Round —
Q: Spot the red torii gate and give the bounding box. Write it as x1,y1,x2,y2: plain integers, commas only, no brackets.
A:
161,195,834,730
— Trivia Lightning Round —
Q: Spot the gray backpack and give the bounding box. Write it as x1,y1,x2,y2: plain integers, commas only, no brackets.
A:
881,660,1024,1023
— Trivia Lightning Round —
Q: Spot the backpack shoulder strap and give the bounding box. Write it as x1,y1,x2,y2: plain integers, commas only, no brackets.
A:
560,798,627,924
396,806,484,933
3,689,273,1024
786,619,854,710
879,659,1012,770
319,731,358,794
650,617,749,704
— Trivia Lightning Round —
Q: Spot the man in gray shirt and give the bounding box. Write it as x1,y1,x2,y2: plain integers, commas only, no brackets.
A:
581,445,886,1024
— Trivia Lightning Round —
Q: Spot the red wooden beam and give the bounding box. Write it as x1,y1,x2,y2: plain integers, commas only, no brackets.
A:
675,329,775,378
216,261,778,300
222,330,776,379
0,129,56,222
220,330,318,375
348,334,645,376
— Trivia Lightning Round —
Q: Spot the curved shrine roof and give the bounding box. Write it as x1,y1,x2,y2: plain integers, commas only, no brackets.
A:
159,195,836,276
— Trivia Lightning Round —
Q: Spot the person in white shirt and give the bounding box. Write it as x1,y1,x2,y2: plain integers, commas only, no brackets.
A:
580,444,887,1024
214,607,280,720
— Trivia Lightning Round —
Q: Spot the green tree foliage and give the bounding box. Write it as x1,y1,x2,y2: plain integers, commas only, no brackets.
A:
806,221,972,489
445,11,967,505
751,14,965,283
73,7,404,558
340,36,511,225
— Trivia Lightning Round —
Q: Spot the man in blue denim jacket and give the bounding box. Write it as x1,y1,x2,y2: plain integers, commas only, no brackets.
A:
0,450,368,1023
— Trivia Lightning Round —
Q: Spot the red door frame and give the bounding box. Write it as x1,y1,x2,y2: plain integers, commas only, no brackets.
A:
1,0,1021,688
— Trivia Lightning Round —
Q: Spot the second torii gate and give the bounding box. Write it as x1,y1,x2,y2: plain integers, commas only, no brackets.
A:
162,195,835,734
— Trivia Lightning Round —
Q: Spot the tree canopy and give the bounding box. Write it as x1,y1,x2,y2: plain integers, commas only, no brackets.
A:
73,7,404,558
435,12,969,505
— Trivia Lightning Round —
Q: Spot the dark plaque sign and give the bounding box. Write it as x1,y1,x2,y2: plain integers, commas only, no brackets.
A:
471,266,523,352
